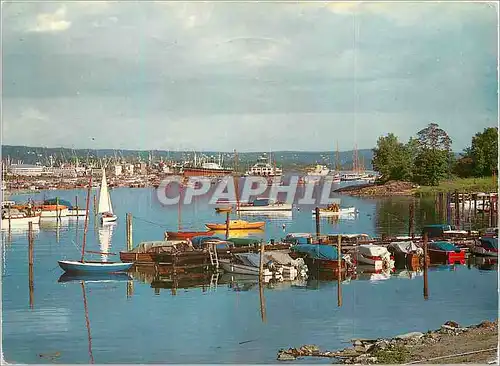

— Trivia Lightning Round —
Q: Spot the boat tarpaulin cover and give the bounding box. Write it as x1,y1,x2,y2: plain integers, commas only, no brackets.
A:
264,251,300,266
358,244,391,257
291,244,339,260
191,236,221,247
388,241,423,255
430,241,460,252
234,253,264,267
227,237,260,247
480,237,498,250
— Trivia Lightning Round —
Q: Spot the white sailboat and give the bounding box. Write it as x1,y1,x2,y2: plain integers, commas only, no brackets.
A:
98,168,117,224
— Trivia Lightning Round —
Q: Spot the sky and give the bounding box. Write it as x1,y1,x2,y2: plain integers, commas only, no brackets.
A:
2,1,498,152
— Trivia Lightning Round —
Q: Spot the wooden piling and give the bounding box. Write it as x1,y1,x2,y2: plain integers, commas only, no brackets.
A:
454,190,460,226
28,222,34,309
75,195,79,217
126,213,133,251
423,232,429,300
408,202,415,238
489,196,494,227
259,241,265,281
225,212,230,240
461,193,465,229
473,193,477,217
337,234,342,307
93,194,97,216
315,207,320,239
7,205,11,231
482,196,486,216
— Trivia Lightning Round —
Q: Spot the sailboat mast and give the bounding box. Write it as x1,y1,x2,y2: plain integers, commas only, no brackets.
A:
81,174,93,263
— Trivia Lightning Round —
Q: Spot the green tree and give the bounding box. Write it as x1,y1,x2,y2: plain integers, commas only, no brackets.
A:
413,123,453,185
372,133,412,182
469,127,498,177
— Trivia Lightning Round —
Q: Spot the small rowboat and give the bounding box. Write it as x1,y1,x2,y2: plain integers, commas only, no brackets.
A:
215,206,232,213
205,220,265,230
312,206,357,216
58,260,133,273
165,231,215,240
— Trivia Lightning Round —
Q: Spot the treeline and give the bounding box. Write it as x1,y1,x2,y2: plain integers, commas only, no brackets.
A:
372,123,498,186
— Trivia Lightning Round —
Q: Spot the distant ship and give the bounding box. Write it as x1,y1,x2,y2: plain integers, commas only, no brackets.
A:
182,153,233,177
307,164,330,176
245,153,282,177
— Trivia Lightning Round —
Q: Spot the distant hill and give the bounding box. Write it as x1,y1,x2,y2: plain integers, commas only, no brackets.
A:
1,145,374,170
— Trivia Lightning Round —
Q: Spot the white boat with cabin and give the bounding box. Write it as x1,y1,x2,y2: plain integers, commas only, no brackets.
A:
1,208,41,228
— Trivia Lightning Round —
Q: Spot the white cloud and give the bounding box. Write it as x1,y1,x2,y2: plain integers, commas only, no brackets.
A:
28,6,71,33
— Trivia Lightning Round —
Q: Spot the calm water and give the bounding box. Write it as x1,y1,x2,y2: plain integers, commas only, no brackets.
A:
2,187,497,363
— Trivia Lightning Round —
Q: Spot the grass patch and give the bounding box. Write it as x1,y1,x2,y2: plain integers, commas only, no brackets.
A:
373,345,411,364
415,176,498,196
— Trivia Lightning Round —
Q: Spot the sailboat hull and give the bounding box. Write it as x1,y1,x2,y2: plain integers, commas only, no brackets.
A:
101,214,118,224
58,260,133,273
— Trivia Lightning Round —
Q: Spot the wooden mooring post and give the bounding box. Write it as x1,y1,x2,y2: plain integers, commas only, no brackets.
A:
93,194,97,217
28,222,34,309
482,196,486,217
225,212,230,240
56,197,60,220
454,190,460,227
337,234,342,308
126,213,133,251
315,207,320,239
423,232,429,300
408,202,415,238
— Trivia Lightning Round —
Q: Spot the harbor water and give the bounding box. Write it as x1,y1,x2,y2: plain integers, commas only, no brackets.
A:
2,187,498,363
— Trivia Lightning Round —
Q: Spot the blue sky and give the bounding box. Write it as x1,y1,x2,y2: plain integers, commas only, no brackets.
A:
2,2,498,152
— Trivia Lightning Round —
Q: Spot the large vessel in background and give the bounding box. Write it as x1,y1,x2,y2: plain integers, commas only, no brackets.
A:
245,153,282,177
182,153,233,177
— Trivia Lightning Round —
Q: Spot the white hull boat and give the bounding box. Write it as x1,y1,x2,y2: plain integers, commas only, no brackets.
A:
237,198,292,212
356,244,395,270
40,208,69,218
312,207,357,216
1,215,40,228
67,209,87,217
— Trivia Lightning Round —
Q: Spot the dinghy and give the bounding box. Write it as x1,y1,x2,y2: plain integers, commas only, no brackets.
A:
205,219,265,230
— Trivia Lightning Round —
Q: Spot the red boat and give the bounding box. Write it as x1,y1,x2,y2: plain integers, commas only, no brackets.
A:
165,231,215,240
428,241,465,264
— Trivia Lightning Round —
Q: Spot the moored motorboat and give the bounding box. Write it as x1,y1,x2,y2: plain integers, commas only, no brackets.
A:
236,198,292,212
312,205,357,216
290,243,354,273
205,219,265,230
356,244,395,270
427,241,465,263
471,228,498,257
219,253,274,276
387,241,428,268
1,209,40,228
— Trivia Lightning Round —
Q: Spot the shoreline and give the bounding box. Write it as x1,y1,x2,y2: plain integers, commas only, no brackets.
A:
277,319,498,364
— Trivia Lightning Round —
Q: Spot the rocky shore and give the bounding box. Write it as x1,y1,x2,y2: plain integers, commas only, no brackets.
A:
277,320,498,364
334,180,418,197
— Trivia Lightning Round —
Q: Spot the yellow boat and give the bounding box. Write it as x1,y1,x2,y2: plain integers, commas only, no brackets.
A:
205,220,265,230
212,228,264,238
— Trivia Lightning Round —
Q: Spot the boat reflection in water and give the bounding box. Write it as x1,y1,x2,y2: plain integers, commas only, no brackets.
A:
98,222,116,262
211,229,265,239
58,272,133,283
471,256,498,271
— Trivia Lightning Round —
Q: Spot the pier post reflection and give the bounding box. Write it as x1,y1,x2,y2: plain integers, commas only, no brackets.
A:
258,280,267,323
28,222,34,309
337,235,342,307
126,280,134,298
80,281,95,364
423,233,429,300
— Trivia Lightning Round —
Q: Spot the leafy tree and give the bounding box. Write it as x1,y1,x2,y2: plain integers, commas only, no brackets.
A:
412,123,454,185
469,127,498,177
372,133,412,182
413,148,450,186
